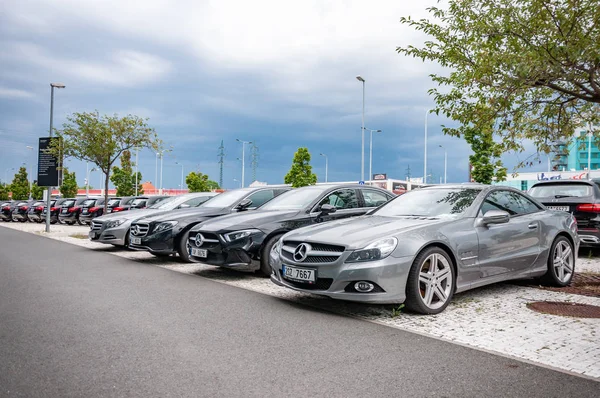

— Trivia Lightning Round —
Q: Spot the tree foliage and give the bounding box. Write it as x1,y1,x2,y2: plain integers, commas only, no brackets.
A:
110,150,143,196
284,147,317,188
465,122,507,184
53,112,161,210
0,184,10,201
206,180,220,190
60,168,78,198
398,0,600,166
30,182,44,200
10,166,29,200
185,171,215,192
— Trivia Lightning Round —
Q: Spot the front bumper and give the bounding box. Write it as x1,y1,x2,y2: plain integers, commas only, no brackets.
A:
91,224,130,246
129,229,175,254
187,231,264,271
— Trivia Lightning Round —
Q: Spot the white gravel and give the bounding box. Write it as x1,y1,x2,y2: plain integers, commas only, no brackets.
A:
1,221,599,380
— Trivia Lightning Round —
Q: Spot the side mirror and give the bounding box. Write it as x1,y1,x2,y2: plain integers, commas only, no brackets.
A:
235,198,253,211
480,210,510,226
319,204,337,215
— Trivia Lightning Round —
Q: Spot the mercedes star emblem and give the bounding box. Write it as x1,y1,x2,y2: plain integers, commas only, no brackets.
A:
293,243,312,262
131,225,139,236
195,233,204,248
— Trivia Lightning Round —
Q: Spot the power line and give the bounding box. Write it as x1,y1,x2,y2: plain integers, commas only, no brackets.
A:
218,140,225,188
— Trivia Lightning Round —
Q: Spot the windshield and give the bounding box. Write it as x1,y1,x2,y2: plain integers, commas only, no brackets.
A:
107,199,120,206
82,199,96,207
260,186,328,210
374,188,480,218
529,183,592,198
62,199,75,207
201,190,250,208
149,196,178,209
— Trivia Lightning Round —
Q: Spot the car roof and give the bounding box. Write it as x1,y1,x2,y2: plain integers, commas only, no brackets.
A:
531,179,595,186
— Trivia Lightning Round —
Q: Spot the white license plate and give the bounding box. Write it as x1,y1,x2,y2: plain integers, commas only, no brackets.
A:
107,209,112,213
131,237,141,245
547,206,570,212
282,265,316,283
82,209,88,214
62,208,68,213
189,248,207,258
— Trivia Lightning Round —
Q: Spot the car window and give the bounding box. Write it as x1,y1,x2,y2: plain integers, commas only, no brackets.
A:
319,189,359,210
82,199,96,207
122,197,136,205
481,190,532,216
246,190,275,208
180,196,212,208
131,198,148,207
362,189,391,208
513,192,542,213
529,183,592,198
107,199,120,206
62,199,75,207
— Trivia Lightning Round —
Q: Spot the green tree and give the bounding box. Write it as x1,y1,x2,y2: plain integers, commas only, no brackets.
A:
110,150,143,196
60,168,78,198
185,171,213,192
398,0,600,166
284,147,317,188
0,184,10,201
206,180,220,190
10,167,29,200
465,124,507,184
53,111,161,211
30,182,44,200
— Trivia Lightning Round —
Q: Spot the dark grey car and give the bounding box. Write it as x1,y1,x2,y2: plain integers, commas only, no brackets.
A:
271,185,579,314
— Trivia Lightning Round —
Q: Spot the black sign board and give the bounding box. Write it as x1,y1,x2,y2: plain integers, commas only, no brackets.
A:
37,137,61,186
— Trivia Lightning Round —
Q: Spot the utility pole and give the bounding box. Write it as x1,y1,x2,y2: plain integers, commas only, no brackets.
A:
218,140,225,189
405,164,411,180
251,143,259,184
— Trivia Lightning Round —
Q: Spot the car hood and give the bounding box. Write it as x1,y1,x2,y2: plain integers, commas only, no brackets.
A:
197,209,301,232
95,208,170,222
135,207,229,223
283,215,450,250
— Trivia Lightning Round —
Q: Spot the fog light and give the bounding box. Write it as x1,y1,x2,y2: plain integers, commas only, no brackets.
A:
354,281,375,293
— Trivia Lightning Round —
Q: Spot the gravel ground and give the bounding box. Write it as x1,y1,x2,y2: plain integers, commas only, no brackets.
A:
1,221,599,380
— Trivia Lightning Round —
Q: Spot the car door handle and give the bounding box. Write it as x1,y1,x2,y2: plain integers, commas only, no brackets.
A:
528,223,538,229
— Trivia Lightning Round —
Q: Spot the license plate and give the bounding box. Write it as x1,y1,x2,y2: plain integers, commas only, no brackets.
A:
107,209,112,213
547,206,570,212
189,248,207,258
131,237,141,245
282,265,316,283
62,208,68,213
82,209,88,214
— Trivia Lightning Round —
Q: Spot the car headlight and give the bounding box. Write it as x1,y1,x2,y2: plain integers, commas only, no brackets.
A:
154,221,178,233
105,219,124,229
223,229,261,242
345,237,398,263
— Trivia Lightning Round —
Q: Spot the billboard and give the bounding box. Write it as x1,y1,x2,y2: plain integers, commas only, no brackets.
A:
37,137,61,186
372,173,387,180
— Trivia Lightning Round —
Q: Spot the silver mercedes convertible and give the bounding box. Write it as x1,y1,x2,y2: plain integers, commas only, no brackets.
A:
270,184,579,314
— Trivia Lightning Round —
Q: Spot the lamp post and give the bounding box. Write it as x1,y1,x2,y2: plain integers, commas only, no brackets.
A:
424,109,431,184
319,153,328,182
356,75,365,181
364,128,382,181
236,139,252,188
175,162,184,190
26,146,34,199
159,151,164,194
134,148,139,196
588,121,593,172
86,164,96,198
45,83,65,233
155,152,159,193
439,144,447,184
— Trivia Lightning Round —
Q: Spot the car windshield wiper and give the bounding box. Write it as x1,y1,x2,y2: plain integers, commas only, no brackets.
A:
554,194,575,198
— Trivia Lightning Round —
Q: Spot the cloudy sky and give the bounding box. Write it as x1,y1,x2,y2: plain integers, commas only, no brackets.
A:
0,0,545,189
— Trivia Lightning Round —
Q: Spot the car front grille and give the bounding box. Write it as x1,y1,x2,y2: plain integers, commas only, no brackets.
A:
188,232,221,249
91,221,102,231
131,223,150,237
281,240,345,264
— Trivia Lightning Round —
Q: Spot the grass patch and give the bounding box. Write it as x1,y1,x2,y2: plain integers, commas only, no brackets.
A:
70,233,88,239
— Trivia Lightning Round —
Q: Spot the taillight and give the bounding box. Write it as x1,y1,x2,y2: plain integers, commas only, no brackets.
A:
68,206,80,213
19,206,28,211
1,207,9,211
112,207,124,212
35,206,43,211
89,207,100,212
576,204,600,213
51,207,58,212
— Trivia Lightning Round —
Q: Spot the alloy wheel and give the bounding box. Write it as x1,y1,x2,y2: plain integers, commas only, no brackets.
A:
553,240,573,284
418,253,453,310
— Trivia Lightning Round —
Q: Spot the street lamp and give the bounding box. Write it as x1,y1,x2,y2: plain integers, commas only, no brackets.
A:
356,75,365,181
439,144,447,184
175,162,184,190
86,164,96,198
236,139,252,187
424,109,432,184
233,178,241,188
319,153,328,183
46,83,65,233
134,148,139,196
26,146,34,199
155,152,159,193
364,128,382,181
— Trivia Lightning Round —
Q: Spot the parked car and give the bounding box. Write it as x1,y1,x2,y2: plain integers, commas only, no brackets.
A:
0,201,14,221
57,197,89,225
78,197,105,225
42,198,67,224
529,179,600,247
12,200,35,222
130,195,169,210
129,186,290,261
189,184,395,274
26,200,47,223
105,196,136,214
270,184,579,314
89,192,218,247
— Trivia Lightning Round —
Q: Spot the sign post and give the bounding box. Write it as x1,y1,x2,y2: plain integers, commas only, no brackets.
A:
38,137,60,232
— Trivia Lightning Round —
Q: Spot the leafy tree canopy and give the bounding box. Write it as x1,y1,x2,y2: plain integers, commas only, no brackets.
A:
398,0,600,166
10,166,29,200
206,180,220,190
284,147,317,188
110,150,143,196
186,171,216,192
60,168,78,198
0,184,10,201
31,182,44,200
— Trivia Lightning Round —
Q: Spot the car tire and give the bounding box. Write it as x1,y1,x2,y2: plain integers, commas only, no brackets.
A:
541,236,574,287
77,217,85,225
177,230,197,263
18,218,27,223
405,246,455,315
259,234,284,276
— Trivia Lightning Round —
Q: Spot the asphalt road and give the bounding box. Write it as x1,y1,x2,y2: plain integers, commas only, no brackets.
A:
0,227,598,398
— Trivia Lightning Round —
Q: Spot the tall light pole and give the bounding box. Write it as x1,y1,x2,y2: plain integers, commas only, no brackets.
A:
588,121,593,172
356,76,365,181
364,128,382,181
175,162,184,190
236,139,252,187
159,151,164,193
134,148,139,196
424,109,431,184
86,164,96,198
155,152,159,193
26,145,34,199
46,83,65,233
320,153,328,182
439,144,447,184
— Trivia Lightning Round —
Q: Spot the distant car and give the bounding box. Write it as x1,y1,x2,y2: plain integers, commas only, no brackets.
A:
57,198,89,225
26,200,47,223
129,186,290,261
189,184,395,274
42,198,67,224
529,179,600,247
105,196,136,214
130,195,169,210
78,197,105,225
271,185,579,314
12,200,35,223
0,201,14,222
89,192,218,247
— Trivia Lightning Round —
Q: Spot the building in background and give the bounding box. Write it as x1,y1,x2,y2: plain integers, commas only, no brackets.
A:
551,130,600,172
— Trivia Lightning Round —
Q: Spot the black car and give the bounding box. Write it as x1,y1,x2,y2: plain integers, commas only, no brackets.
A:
129,186,290,261
58,197,89,225
188,184,395,274
529,179,600,247
106,196,136,214
42,198,67,224
12,200,35,222
78,197,106,225
1,201,14,221
26,200,47,223
130,195,169,210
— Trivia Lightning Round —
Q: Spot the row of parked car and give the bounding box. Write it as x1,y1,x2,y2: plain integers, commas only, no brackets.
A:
83,180,584,314
0,195,170,225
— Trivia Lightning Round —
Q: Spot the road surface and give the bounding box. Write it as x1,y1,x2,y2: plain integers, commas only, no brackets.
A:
0,227,597,397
